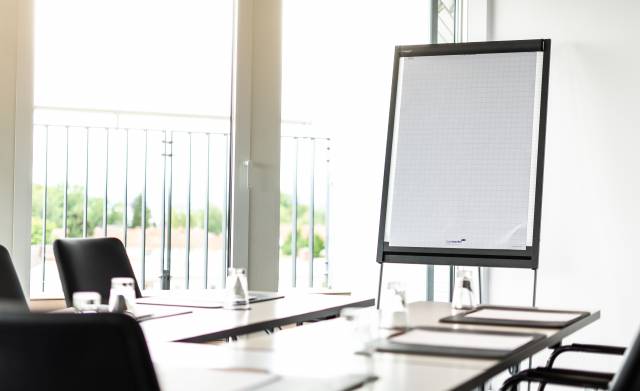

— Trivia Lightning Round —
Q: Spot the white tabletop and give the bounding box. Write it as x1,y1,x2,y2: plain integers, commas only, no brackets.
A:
138,292,374,342
148,301,599,391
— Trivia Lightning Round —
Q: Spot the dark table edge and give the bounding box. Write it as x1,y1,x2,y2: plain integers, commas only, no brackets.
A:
449,310,601,391
176,297,376,343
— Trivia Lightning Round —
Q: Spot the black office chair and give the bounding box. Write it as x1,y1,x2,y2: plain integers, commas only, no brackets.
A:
53,238,142,306
0,311,160,391
501,328,640,390
0,244,28,309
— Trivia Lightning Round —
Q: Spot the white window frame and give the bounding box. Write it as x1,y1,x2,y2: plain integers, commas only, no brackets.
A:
3,0,282,298
1,0,34,297
231,0,282,291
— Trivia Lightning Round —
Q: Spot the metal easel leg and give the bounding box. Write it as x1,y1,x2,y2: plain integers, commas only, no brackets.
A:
527,268,539,391
531,268,538,307
449,266,455,302
478,266,482,304
426,264,434,301
376,263,384,309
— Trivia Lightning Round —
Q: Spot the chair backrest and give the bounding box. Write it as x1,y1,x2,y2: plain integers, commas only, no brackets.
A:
53,238,142,306
0,312,160,391
0,245,27,309
611,327,640,391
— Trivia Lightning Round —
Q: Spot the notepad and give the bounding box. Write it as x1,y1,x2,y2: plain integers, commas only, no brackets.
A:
373,327,544,358
387,52,542,250
440,305,589,328
134,307,192,322
390,329,535,351
157,367,280,391
137,292,284,308
255,374,378,391
466,308,580,323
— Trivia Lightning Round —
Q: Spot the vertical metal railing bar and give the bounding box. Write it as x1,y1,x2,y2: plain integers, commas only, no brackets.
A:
141,131,148,289
103,128,109,236
123,129,129,247
222,134,229,288
324,142,331,287
203,134,210,289
41,126,49,292
63,126,69,238
83,128,89,238
308,139,315,288
291,138,299,287
165,131,174,289
160,131,167,288
185,132,192,289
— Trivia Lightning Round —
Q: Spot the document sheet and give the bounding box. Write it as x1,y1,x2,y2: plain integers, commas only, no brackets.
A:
465,308,581,323
389,329,535,352
387,51,541,250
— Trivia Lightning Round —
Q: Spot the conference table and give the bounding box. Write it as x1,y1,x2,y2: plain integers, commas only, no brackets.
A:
136,291,375,343
144,301,600,391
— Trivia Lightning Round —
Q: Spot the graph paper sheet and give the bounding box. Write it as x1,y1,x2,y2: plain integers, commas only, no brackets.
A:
387,52,540,250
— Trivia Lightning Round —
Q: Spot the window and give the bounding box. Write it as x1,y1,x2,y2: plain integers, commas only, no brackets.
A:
280,0,433,299
31,0,234,294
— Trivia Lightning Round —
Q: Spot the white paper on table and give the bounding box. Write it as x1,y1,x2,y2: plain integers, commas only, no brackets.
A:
137,293,259,308
255,374,376,391
157,367,279,391
389,329,535,351
465,309,581,323
387,51,543,250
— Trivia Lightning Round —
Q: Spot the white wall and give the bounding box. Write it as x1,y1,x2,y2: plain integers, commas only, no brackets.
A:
488,0,640,369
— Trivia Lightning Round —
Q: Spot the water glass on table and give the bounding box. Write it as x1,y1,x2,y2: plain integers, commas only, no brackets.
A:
72,291,101,313
224,268,250,309
341,307,380,355
108,277,137,314
452,269,476,310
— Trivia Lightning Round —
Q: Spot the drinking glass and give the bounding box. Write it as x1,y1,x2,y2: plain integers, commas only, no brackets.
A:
224,268,249,309
72,291,101,313
340,307,380,355
452,269,475,310
108,277,137,314
379,281,408,328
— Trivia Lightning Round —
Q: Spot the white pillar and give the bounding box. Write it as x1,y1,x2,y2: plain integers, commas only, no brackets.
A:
0,0,33,296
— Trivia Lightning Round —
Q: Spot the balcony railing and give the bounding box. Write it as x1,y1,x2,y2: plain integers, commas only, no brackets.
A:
31,107,332,294
31,107,231,293
280,135,331,289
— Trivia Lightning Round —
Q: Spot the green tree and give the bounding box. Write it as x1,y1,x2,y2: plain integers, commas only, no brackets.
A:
171,209,187,228
280,192,325,226
189,206,223,235
31,216,55,244
208,206,223,235
281,229,325,258
130,194,152,228
108,202,124,225
31,184,126,242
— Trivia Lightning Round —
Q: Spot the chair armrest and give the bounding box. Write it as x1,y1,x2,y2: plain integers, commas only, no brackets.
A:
500,367,614,391
546,343,626,368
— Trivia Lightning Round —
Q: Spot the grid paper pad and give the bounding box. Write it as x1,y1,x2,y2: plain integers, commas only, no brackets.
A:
387,52,540,250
